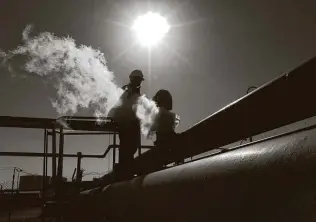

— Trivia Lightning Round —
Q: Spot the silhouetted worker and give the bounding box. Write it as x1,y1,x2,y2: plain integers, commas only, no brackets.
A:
135,89,181,175
113,69,145,179
149,89,182,168
151,89,180,146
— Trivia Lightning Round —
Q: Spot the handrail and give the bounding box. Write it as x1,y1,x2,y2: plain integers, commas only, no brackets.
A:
164,56,316,165
0,116,119,132
58,116,114,121
56,116,118,132
0,145,155,158
47,130,117,135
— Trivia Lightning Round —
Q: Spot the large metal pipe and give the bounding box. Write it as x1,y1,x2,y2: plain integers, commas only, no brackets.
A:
135,56,316,167
79,125,316,222
178,56,316,157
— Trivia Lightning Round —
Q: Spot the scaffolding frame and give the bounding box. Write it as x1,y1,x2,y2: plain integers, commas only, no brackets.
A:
0,116,153,195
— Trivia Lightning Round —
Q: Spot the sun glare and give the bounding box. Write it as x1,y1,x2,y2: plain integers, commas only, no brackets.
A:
132,11,170,47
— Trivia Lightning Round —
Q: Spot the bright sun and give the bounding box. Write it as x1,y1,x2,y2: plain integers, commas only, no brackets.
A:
132,11,170,47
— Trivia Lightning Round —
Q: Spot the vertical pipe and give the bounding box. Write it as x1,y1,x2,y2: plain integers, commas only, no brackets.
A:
52,128,57,186
45,130,48,180
11,168,15,194
76,152,82,183
45,143,48,186
72,168,76,181
43,129,46,180
57,127,64,182
113,133,116,169
56,127,64,201
16,170,20,192
138,130,141,157
42,129,47,193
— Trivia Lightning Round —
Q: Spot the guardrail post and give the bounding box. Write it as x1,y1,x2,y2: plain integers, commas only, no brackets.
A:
76,152,82,184
52,127,57,187
113,133,117,169
42,129,48,195
57,127,64,186
11,167,16,194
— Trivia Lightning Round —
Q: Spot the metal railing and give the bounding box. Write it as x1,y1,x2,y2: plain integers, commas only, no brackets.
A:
0,115,154,197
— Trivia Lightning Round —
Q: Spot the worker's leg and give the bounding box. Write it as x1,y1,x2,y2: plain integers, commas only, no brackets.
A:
117,124,140,178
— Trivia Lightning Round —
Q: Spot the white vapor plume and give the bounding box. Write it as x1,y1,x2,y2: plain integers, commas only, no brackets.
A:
134,95,160,136
1,25,159,136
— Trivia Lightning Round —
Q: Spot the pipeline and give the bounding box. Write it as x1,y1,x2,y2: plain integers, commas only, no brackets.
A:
72,124,316,222
48,57,316,221
125,56,316,174
161,56,316,164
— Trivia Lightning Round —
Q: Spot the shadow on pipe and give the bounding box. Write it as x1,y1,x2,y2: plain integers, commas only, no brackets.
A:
70,125,316,222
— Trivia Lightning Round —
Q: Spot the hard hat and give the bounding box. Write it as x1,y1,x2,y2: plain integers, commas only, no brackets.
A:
129,69,145,80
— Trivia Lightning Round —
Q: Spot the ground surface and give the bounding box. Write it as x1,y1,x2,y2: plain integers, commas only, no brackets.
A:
0,207,42,222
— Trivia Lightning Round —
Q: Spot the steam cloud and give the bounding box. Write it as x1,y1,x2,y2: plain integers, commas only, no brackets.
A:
0,25,158,136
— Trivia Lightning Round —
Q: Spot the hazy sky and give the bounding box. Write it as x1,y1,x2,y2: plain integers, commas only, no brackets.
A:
0,0,316,182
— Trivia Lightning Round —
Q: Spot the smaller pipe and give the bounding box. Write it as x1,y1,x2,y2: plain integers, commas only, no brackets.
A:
16,170,20,192
11,168,16,193
72,168,77,181
58,116,113,121
57,128,64,181
42,129,48,194
113,134,117,169
0,145,154,158
56,128,64,201
47,131,117,136
52,127,57,185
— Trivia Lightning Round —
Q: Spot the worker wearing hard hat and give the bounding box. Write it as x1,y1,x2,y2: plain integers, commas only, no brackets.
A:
122,69,145,96
115,69,145,179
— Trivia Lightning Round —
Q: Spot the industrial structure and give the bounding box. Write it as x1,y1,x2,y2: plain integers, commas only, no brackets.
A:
0,57,316,221
19,175,51,192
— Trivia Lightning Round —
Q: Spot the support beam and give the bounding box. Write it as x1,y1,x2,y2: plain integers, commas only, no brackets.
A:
57,128,64,182
52,128,57,185
76,152,82,183
43,129,48,194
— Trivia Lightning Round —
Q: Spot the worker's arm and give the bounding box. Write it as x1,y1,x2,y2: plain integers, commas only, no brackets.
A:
107,85,128,119
174,114,180,129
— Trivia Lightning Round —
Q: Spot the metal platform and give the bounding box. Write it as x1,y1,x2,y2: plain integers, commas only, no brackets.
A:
0,115,154,197
0,116,120,197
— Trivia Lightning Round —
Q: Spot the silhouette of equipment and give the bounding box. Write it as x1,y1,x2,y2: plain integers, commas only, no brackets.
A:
73,56,316,221
1,57,316,221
